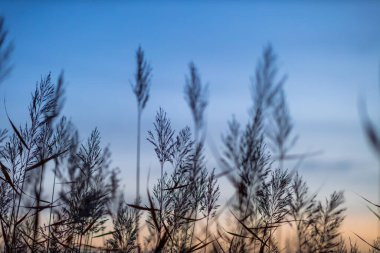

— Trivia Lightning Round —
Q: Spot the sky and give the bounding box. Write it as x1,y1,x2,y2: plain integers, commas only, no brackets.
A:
0,0,380,249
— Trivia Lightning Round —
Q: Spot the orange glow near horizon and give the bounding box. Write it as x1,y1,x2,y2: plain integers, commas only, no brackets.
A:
86,211,379,251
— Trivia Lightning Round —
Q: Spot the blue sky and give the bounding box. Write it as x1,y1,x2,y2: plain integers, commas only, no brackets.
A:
1,0,380,245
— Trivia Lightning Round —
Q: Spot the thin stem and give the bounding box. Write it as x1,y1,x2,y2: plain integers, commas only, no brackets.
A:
160,161,163,233
136,109,141,250
46,163,57,253
136,109,141,202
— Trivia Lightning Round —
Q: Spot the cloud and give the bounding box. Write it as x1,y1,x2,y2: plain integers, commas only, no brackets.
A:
303,159,354,172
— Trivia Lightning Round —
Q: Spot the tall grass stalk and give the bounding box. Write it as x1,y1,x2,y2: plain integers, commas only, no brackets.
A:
131,46,152,250
132,46,151,203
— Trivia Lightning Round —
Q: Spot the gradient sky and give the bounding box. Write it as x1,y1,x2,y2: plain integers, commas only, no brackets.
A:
1,0,380,249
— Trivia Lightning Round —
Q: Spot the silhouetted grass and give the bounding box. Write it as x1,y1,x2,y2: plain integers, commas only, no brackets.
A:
0,15,378,253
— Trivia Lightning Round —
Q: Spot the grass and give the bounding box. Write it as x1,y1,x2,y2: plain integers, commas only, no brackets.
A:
0,16,379,253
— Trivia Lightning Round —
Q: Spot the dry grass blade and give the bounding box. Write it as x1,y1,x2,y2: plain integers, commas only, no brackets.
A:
92,230,115,238
0,160,19,194
6,114,29,150
354,232,380,251
26,148,69,171
226,231,251,239
187,238,214,252
45,218,72,227
15,210,32,226
82,218,98,235
177,215,205,222
127,203,159,212
163,183,189,191
356,193,380,208
367,206,380,220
